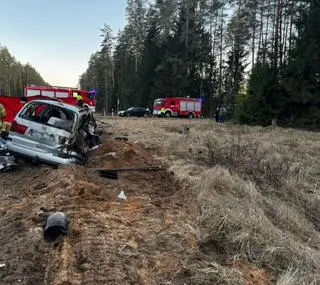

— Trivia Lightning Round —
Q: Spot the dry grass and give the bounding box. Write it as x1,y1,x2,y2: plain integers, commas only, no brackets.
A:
104,117,320,284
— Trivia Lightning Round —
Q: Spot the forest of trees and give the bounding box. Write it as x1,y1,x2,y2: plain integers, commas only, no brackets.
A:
0,45,48,97
80,0,319,127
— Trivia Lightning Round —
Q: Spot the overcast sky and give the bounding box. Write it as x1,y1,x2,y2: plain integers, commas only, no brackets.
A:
0,0,126,87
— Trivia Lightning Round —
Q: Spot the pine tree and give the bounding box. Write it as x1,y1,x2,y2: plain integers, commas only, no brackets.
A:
0,46,48,97
282,0,320,125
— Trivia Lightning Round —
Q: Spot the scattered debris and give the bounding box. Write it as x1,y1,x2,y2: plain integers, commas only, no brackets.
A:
44,212,69,242
117,190,127,200
114,136,129,142
0,138,6,152
105,152,117,157
182,126,190,136
0,263,6,268
0,154,18,172
97,166,165,180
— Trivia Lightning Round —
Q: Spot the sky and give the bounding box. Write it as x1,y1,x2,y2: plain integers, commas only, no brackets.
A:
0,0,127,87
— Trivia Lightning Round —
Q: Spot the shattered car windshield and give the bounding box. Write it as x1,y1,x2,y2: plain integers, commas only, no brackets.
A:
19,102,76,132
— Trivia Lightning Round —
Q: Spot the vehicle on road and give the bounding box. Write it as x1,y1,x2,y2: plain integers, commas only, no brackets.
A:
7,100,97,165
118,107,150,117
153,97,202,118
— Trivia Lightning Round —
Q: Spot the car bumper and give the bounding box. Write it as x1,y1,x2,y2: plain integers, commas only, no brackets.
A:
7,141,77,165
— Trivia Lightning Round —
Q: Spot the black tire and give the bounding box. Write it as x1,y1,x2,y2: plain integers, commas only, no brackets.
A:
188,112,194,119
165,111,171,118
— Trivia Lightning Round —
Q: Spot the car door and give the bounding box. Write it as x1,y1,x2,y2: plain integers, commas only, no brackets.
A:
130,107,139,116
126,107,134,116
136,107,145,117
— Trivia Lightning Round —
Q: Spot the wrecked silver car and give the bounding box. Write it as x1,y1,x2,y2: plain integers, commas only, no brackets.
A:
6,100,98,165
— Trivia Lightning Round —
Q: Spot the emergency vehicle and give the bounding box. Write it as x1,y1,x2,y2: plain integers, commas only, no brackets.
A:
0,95,51,124
25,85,96,112
0,86,96,125
153,97,202,118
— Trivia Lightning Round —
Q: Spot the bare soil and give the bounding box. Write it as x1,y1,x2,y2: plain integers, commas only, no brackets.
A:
0,120,270,285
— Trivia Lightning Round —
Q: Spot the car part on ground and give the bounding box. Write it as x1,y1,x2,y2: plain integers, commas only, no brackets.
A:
6,100,100,165
97,166,165,180
0,154,19,172
0,138,7,152
44,212,69,242
117,190,127,200
114,136,128,142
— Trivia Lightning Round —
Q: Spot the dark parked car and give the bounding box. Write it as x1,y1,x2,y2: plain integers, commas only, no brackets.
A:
118,107,150,117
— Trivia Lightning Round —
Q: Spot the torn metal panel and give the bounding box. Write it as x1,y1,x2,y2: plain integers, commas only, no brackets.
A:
0,154,18,172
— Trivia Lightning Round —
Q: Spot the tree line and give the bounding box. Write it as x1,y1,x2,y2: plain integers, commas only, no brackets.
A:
80,0,319,127
0,45,48,97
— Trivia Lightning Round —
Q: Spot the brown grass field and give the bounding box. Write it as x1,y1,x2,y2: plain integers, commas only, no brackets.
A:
110,116,320,284
0,116,319,284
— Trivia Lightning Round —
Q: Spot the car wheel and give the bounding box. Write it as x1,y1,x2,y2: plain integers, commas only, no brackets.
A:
165,111,171,118
188,112,194,119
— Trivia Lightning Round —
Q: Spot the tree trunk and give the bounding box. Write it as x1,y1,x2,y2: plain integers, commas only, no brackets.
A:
273,0,282,71
258,5,264,62
263,0,271,63
251,10,257,68
105,69,108,115
218,6,224,109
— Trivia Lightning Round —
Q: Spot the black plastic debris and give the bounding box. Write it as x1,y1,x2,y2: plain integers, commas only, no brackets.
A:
114,137,128,142
0,154,18,172
44,212,69,242
97,166,165,180
0,138,7,153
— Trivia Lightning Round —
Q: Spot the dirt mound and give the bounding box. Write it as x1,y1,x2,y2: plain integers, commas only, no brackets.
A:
89,139,155,169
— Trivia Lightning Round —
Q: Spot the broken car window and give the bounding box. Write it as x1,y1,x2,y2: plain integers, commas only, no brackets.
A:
19,102,76,132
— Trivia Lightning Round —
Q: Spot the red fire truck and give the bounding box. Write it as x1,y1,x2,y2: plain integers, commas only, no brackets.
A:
25,85,96,112
153,97,202,118
0,95,56,124
0,86,96,125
